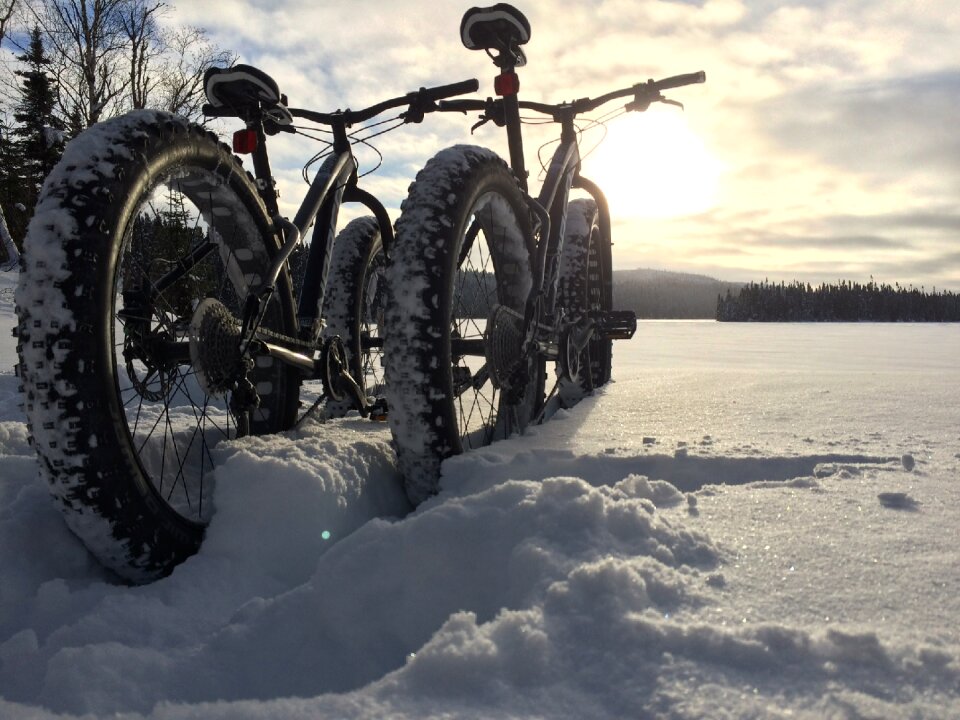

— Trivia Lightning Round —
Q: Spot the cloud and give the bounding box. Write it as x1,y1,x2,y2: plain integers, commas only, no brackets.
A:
158,0,960,291
760,71,960,194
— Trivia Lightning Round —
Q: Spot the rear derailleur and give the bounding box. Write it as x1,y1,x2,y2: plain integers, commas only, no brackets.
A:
187,297,385,424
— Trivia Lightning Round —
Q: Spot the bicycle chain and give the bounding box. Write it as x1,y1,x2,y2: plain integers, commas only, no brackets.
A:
123,302,319,404
249,324,319,352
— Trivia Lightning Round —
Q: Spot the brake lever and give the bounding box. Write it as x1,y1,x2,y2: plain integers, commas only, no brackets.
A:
625,92,685,113
401,99,439,124
470,115,492,133
401,107,426,124
625,90,658,113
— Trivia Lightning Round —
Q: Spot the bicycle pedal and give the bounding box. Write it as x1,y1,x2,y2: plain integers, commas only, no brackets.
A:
366,398,389,422
598,310,637,340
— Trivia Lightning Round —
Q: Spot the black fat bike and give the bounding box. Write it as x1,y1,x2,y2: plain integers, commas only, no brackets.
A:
383,4,706,502
16,64,477,581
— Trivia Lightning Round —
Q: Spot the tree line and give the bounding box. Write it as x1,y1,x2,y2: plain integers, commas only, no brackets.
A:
0,0,234,265
716,279,960,322
613,268,741,319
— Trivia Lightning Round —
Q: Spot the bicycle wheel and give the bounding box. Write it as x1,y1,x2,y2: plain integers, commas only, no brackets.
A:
385,145,542,504
557,197,613,406
16,110,300,582
320,216,386,418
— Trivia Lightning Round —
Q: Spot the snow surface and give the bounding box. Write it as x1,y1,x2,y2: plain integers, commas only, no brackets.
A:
2,268,960,718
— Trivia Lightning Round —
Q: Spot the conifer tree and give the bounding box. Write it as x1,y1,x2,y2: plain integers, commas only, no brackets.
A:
0,116,27,258
13,27,65,201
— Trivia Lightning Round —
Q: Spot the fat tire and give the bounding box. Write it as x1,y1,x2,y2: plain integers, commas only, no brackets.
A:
320,216,386,417
16,111,300,582
385,145,540,504
557,197,613,405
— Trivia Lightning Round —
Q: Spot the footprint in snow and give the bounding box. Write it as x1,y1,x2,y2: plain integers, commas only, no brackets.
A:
877,492,920,511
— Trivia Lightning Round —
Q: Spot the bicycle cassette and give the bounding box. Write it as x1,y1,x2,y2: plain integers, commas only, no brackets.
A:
484,304,525,389
189,298,246,396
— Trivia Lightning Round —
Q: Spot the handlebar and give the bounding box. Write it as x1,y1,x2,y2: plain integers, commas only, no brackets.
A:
417,78,481,104
654,71,706,91
290,78,479,127
438,71,705,121
438,98,487,113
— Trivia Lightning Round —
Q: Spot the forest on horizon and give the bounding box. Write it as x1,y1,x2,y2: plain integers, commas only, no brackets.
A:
611,270,960,321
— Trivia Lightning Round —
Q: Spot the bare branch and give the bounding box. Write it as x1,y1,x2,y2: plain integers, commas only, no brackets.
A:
156,24,234,120
0,0,19,46
15,1,234,127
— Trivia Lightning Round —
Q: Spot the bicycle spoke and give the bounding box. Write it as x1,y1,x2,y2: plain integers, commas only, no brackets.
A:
167,396,216,513
171,365,231,439
161,408,188,506
136,400,170,455
457,363,498,445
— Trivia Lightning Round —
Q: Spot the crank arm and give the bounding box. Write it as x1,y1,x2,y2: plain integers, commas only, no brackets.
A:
333,364,376,415
258,339,380,417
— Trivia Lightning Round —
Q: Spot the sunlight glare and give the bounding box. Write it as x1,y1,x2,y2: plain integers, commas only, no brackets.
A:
579,111,723,219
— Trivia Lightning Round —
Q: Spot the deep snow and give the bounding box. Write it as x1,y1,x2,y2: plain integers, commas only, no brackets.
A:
1,268,959,718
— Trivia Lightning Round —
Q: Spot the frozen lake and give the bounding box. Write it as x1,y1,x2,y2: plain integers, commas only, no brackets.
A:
625,319,959,372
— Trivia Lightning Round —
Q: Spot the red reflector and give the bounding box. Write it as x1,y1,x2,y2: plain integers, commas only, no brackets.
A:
494,71,520,96
232,129,258,154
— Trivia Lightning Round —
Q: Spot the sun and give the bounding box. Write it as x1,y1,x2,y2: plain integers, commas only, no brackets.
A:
578,110,722,219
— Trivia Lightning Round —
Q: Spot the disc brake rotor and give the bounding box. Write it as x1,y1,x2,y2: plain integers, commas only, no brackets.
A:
124,351,171,402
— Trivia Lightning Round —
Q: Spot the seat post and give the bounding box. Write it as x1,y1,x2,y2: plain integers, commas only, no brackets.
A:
458,4,532,190
250,123,280,218
497,62,528,192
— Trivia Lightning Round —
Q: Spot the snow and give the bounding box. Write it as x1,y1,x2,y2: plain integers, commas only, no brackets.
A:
2,267,960,718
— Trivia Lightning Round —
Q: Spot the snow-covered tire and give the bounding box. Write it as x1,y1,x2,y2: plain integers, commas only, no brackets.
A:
557,198,612,406
15,111,300,582
320,216,386,418
385,145,542,504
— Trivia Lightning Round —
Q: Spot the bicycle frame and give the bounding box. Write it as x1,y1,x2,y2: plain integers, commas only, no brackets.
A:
481,98,615,366
296,135,392,337
528,118,614,332
208,76,479,385
442,66,703,364
243,120,391,343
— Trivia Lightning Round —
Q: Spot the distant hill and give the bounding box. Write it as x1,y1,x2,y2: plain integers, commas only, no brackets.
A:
613,268,743,319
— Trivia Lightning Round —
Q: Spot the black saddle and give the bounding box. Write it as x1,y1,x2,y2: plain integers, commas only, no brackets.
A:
203,64,292,126
460,4,530,65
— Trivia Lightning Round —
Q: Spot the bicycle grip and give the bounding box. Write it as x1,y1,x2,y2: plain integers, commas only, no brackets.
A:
655,71,706,90
438,98,487,112
418,78,480,102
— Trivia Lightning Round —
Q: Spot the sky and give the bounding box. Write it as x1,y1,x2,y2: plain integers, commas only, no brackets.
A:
162,0,960,291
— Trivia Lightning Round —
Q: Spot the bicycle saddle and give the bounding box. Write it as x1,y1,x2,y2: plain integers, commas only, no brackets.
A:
205,64,282,107
204,64,292,126
460,4,531,54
